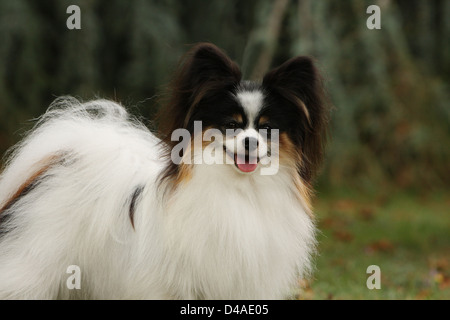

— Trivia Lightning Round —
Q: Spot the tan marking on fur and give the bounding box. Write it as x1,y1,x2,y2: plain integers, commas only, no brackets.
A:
258,116,270,126
175,163,193,185
292,96,311,126
279,132,301,167
278,133,313,218
232,114,243,123
173,132,200,186
293,177,313,218
0,154,62,215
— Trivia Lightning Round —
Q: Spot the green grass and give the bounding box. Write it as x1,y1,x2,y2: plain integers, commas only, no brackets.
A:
300,190,450,300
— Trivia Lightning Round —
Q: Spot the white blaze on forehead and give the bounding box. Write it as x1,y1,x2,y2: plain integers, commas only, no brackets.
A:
236,90,264,124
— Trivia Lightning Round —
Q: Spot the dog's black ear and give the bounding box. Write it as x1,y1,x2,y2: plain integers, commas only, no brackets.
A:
158,43,241,136
263,57,329,183
263,56,316,87
183,43,242,91
263,57,320,124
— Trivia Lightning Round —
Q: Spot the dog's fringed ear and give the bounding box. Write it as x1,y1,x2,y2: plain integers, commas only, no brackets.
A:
183,43,242,93
262,57,321,126
263,57,329,183
158,43,242,136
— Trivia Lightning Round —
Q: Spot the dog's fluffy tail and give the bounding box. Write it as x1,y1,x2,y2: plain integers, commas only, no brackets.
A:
0,96,154,212
0,97,160,299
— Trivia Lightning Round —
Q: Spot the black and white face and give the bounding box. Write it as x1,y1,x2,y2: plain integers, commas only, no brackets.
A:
223,87,271,174
184,80,307,175
182,84,270,174
159,43,327,182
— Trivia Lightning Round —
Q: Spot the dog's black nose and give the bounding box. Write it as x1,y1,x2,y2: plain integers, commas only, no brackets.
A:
243,137,259,152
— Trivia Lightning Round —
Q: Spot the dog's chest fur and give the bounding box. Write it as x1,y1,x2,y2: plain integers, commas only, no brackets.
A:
159,164,315,299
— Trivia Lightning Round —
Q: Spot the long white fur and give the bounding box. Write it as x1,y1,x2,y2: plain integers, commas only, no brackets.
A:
0,97,315,299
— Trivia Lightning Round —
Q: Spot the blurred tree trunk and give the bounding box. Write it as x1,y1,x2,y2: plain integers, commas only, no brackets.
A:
242,0,289,80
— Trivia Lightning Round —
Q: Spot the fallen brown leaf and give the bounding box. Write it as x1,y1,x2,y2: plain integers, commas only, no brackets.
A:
319,216,348,230
358,207,375,221
334,199,357,212
429,257,449,272
439,276,450,290
365,239,394,254
333,230,354,242
415,289,430,300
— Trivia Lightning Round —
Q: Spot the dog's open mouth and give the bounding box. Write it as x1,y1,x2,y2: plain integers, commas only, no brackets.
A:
224,147,259,173
234,154,259,173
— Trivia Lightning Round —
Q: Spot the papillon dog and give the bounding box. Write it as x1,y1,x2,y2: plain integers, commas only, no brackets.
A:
0,43,328,299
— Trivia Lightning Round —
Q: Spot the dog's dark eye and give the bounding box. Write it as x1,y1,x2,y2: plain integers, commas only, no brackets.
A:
225,121,239,129
259,123,272,130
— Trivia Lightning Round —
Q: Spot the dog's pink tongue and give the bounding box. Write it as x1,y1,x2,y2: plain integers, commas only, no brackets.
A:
235,155,258,172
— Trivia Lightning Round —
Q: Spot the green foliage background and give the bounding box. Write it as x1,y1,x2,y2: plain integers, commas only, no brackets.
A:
0,0,449,193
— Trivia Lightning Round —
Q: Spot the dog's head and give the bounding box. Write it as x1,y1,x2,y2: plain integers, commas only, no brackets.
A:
158,43,328,185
